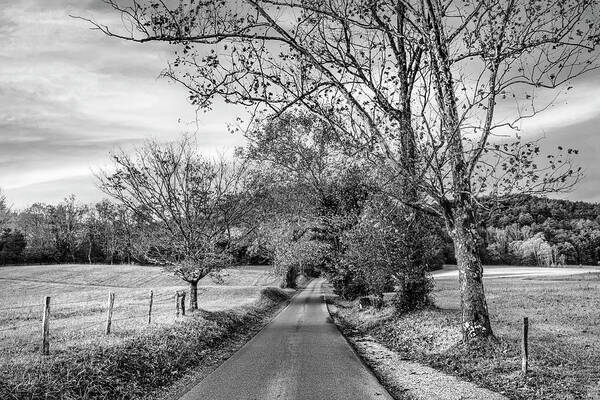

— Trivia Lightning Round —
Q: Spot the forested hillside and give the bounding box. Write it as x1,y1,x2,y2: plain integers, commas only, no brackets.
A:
480,195,600,266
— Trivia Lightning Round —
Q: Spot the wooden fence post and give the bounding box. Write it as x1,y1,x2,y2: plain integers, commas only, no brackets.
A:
175,291,180,317
180,292,186,317
41,296,51,356
105,292,115,335
521,317,529,374
148,290,154,324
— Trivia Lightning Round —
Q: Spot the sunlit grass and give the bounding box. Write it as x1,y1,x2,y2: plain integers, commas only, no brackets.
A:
333,268,600,399
0,263,279,358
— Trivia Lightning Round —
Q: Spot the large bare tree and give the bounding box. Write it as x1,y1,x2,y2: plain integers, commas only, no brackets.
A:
97,137,253,310
84,0,600,340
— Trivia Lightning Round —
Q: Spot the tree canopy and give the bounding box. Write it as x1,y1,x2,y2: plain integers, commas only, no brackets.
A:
84,0,600,341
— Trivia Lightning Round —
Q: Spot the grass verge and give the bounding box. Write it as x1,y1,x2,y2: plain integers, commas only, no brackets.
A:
330,297,599,400
0,287,291,400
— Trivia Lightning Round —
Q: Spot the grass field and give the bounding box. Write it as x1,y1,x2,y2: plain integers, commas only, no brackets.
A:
332,265,600,399
433,266,600,368
0,263,280,361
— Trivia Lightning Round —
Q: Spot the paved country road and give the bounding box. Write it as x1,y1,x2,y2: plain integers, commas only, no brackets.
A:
179,278,393,400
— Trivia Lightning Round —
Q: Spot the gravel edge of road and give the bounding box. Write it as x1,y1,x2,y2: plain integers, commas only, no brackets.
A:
326,301,414,400
327,302,509,400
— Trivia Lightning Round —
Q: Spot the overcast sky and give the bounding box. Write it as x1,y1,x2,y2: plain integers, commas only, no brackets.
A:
1,1,600,208
0,0,243,208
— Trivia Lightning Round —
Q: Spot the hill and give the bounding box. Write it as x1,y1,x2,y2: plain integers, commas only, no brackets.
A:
478,195,600,266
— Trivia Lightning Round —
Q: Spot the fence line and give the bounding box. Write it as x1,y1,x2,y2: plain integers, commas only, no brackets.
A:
0,321,41,333
0,295,125,313
0,288,193,356
111,314,151,323
53,298,107,307
48,318,107,332
0,304,39,311
0,294,176,314
4,298,599,373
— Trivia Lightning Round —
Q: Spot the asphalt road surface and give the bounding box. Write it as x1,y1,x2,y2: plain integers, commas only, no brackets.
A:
179,278,393,400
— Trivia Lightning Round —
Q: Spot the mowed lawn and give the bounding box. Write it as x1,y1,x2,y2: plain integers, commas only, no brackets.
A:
0,263,279,361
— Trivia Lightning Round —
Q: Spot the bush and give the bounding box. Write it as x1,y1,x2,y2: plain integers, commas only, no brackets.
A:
327,262,370,300
334,197,443,312
393,272,434,313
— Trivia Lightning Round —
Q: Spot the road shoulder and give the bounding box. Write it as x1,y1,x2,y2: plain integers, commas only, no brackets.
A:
327,302,509,400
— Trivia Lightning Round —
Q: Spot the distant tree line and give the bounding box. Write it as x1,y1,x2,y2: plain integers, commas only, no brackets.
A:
478,195,600,267
0,195,145,266
3,176,599,276
0,191,261,269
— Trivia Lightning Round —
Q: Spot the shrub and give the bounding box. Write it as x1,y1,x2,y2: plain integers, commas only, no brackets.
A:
336,196,443,312
393,271,434,313
327,261,370,300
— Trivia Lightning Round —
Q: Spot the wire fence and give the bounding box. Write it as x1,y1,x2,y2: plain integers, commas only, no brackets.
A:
0,304,42,311
0,288,191,356
0,321,40,333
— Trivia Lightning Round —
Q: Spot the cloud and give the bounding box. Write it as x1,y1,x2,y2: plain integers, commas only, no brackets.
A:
1,0,599,208
4,175,104,210
0,0,244,207
519,80,600,135
485,73,600,139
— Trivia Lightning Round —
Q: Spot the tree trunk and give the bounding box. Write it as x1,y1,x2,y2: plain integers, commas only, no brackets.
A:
87,236,92,265
422,1,494,341
283,266,297,289
448,202,494,342
396,110,429,311
393,6,428,309
189,281,199,310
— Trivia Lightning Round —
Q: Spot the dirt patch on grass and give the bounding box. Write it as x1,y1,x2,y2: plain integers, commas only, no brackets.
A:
0,287,292,400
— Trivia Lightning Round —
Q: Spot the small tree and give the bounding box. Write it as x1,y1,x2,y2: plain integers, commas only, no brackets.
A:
17,203,56,263
97,137,251,310
93,200,119,264
49,195,87,263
